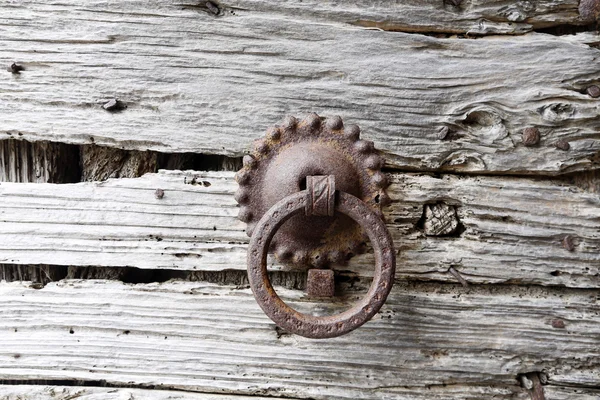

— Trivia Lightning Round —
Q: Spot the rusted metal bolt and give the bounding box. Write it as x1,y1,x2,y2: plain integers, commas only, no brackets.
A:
438,126,450,140
586,85,600,98
562,235,575,251
522,127,540,146
102,99,127,112
555,139,570,151
8,63,24,74
306,269,335,297
155,188,165,199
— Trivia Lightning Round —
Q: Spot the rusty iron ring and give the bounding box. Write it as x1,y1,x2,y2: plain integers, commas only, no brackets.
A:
247,190,396,339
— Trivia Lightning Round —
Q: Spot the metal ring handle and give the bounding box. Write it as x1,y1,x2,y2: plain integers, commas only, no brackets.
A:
247,190,396,339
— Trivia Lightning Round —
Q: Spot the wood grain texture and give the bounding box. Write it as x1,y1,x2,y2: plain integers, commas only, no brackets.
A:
1,170,598,287
0,386,274,400
0,280,597,399
0,140,79,183
223,0,593,34
1,2,600,174
81,145,158,182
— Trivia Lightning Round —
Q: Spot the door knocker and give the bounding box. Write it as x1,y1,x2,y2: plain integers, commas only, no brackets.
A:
235,113,395,338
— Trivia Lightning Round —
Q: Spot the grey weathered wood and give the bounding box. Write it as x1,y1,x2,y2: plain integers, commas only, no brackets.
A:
222,0,594,34
1,1,599,174
0,386,275,400
0,280,597,399
543,385,600,400
3,384,597,400
0,140,79,183
0,170,597,287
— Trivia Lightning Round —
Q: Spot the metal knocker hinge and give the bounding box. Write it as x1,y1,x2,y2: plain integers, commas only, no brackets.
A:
236,114,396,339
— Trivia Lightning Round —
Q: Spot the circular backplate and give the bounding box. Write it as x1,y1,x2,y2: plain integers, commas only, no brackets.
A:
235,113,390,268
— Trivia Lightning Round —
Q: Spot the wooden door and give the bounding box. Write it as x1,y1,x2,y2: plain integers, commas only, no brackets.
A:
1,1,599,399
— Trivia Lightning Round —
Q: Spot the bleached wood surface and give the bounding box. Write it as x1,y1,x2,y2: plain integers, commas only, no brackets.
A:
1,170,598,287
223,0,592,34
0,386,270,400
0,385,530,400
2,1,600,174
2,385,598,400
0,280,598,399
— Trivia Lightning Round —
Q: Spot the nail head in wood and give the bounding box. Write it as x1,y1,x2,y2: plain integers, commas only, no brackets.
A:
155,188,165,199
307,269,335,297
562,235,575,251
522,127,540,146
8,63,24,74
551,319,566,329
102,99,127,112
555,139,570,151
437,126,449,140
586,85,600,98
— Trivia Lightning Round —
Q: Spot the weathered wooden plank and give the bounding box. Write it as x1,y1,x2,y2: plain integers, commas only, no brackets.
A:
543,385,600,400
0,170,598,287
0,280,597,399
0,386,275,400
1,2,599,174
223,0,595,34
1,381,598,400
0,385,530,400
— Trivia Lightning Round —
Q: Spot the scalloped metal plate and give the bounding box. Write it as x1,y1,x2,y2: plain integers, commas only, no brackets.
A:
235,113,390,268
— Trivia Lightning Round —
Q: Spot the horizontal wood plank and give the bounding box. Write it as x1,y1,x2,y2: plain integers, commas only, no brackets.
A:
1,1,599,174
0,386,273,400
223,0,592,34
0,170,598,287
0,280,597,399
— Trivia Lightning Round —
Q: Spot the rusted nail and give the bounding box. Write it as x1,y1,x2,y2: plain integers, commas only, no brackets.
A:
586,85,600,98
155,188,165,199
437,126,449,140
522,127,540,146
448,266,469,288
551,318,566,329
579,0,600,21
555,139,570,151
102,99,127,112
306,269,335,297
562,235,575,251
8,63,24,74
523,372,546,400
205,1,220,15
